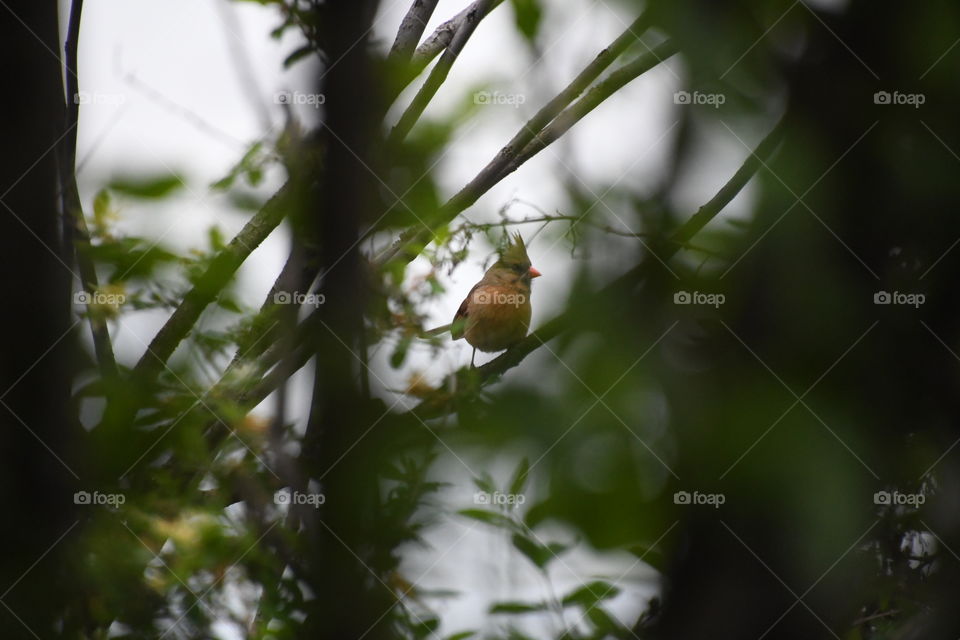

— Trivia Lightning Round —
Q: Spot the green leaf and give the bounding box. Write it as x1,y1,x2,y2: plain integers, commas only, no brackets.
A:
216,295,242,314
511,533,566,569
489,600,548,614
458,509,517,532
283,44,316,69
561,580,620,608
585,606,622,632
444,632,476,640
227,190,266,211
412,617,439,638
212,141,267,191
92,189,111,224
472,472,497,495
208,226,227,251
390,335,411,368
625,541,665,571
509,457,530,496
86,237,178,281
510,0,542,44
109,173,184,199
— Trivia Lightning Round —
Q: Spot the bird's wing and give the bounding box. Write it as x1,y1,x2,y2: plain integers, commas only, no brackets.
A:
451,283,480,339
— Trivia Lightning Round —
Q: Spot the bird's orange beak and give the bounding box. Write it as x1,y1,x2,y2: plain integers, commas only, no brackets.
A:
528,266,542,278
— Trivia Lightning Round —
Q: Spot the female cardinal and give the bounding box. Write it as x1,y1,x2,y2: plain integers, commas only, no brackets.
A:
450,234,541,366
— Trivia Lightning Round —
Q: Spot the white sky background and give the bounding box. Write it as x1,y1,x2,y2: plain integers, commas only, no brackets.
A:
65,0,765,636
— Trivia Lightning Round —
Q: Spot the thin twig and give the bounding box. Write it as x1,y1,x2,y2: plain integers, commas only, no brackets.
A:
850,609,900,626
450,211,721,255
122,69,245,150
214,0,273,132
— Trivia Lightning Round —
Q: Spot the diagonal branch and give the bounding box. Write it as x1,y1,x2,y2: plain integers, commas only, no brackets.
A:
444,12,654,215
408,0,507,79
132,184,291,378
389,0,497,145
376,19,668,267
389,0,441,62
501,40,679,178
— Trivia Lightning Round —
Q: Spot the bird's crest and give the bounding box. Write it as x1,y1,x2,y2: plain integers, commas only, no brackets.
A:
500,232,531,267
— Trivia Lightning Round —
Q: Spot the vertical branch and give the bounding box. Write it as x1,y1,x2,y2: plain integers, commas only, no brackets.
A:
300,1,390,638
60,0,118,378
0,0,80,634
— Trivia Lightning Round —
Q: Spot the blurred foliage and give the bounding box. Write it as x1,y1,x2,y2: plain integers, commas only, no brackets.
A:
47,0,960,639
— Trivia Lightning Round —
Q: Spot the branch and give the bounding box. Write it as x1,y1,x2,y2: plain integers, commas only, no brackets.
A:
218,242,305,380
375,15,661,266
451,212,721,255
60,0,118,378
850,609,900,627
132,184,291,378
388,0,496,145
443,13,653,216
409,0,506,76
389,0,441,62
502,40,679,178
406,117,787,418
412,313,569,419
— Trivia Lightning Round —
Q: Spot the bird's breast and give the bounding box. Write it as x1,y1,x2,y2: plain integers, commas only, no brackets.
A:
464,285,532,352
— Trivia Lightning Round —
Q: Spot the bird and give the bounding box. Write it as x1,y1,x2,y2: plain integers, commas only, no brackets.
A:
449,233,541,367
